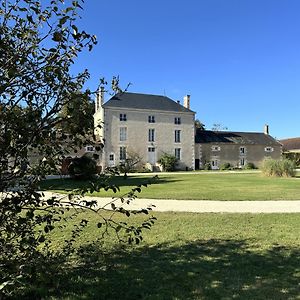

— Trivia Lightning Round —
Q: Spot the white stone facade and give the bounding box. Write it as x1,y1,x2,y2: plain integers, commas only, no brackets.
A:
94,92,195,171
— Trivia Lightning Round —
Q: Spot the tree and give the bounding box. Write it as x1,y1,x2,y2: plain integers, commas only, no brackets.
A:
0,1,155,297
195,119,206,130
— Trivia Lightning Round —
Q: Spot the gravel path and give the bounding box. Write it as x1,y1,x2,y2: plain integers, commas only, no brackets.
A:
42,192,300,213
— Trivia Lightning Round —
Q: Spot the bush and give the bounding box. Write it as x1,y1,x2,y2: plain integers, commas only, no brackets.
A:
220,162,232,170
245,162,256,170
261,158,295,177
158,153,177,171
68,155,98,179
204,162,211,170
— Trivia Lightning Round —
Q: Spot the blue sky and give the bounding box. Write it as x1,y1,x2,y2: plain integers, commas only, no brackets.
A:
72,0,300,139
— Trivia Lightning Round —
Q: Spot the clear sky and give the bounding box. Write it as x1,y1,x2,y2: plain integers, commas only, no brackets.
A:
72,0,300,139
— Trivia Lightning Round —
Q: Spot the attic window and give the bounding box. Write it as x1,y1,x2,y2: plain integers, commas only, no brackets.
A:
174,117,181,125
148,115,155,123
212,146,220,151
265,147,274,152
120,113,127,121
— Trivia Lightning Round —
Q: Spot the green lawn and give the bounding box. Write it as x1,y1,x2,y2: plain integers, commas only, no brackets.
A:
41,172,300,200
34,211,300,299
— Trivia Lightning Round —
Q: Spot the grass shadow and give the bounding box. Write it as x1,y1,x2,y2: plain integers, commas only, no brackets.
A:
39,175,181,192
23,239,300,299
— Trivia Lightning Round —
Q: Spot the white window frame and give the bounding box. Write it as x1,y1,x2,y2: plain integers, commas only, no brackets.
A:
148,128,155,142
119,127,127,142
85,145,95,152
240,147,246,155
119,146,126,161
148,115,155,123
148,147,155,152
119,113,127,121
175,148,181,160
239,157,246,167
174,117,181,125
212,145,221,151
265,147,274,152
175,130,181,143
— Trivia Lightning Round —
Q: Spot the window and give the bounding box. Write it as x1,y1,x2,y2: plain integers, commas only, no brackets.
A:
148,147,155,152
109,154,114,161
119,127,127,141
119,146,126,160
148,115,155,123
240,147,246,154
148,129,155,142
119,113,127,121
85,145,95,152
175,148,181,160
175,130,181,143
240,158,245,167
212,146,221,151
174,117,181,125
265,147,274,152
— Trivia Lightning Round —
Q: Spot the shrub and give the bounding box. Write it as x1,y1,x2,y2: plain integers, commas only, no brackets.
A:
245,162,256,170
220,162,231,170
204,162,211,170
158,153,177,171
68,155,98,179
261,158,295,177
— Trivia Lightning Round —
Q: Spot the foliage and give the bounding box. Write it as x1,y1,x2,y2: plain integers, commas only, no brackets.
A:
0,1,155,298
220,162,232,170
204,162,212,170
283,152,300,167
119,150,143,174
195,119,205,130
68,155,98,180
245,162,256,170
9,212,300,299
261,158,296,177
158,153,178,171
57,91,95,135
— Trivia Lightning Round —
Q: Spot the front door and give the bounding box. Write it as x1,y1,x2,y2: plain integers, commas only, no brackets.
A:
148,147,156,164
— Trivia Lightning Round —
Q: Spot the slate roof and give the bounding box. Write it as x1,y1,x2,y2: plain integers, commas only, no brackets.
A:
195,130,281,146
103,92,194,113
279,137,300,151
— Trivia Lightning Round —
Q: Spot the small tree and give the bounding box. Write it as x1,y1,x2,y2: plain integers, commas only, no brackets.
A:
0,1,156,297
158,153,178,171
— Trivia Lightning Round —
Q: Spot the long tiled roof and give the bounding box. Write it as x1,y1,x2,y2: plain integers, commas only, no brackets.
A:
195,130,281,146
103,92,194,113
279,137,300,151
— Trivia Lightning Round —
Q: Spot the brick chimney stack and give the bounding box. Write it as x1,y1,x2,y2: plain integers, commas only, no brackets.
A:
183,94,190,109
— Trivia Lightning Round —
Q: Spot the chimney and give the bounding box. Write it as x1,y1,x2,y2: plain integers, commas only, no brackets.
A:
95,86,105,112
264,124,269,135
177,100,180,104
183,94,190,109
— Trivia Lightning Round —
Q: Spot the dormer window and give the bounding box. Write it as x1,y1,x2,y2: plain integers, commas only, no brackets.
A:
148,115,155,123
120,113,127,121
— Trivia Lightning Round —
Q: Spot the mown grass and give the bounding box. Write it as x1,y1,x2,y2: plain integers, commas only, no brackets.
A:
41,172,300,200
37,211,300,299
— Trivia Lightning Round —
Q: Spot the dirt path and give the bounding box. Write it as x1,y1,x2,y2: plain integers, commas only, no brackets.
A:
42,192,300,213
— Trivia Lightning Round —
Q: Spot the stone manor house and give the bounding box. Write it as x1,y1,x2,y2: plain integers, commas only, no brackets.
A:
93,90,282,171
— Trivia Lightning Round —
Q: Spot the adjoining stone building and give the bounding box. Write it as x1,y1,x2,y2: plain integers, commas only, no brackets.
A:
94,91,196,170
195,125,282,169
